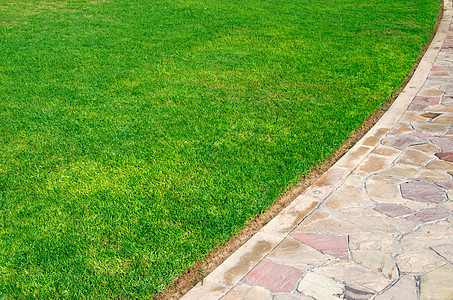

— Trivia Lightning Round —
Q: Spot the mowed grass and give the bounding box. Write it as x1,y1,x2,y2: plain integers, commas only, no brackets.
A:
0,0,439,298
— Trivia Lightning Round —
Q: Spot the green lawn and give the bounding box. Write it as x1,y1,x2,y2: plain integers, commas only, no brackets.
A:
0,0,439,298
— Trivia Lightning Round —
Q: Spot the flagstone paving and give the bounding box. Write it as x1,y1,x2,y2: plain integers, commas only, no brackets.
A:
182,1,453,299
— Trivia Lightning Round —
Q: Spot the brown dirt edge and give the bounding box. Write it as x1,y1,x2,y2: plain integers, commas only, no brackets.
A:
155,2,444,299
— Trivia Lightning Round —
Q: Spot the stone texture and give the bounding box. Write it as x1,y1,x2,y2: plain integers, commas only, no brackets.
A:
351,251,398,279
314,261,390,292
426,160,453,170
375,203,415,217
413,170,449,181
374,275,418,300
348,233,401,252
290,233,349,260
411,143,440,152
400,181,447,203
355,155,394,174
436,151,453,162
408,96,440,111
432,114,453,124
395,149,434,166
295,213,365,234
343,285,375,300
400,221,453,250
412,122,451,136
335,207,416,233
431,244,453,262
267,237,331,270
378,165,419,179
420,264,453,299
367,183,405,203
380,134,426,150
273,294,315,300
223,284,272,300
431,138,453,151
297,272,344,300
431,66,449,71
321,185,371,211
406,207,451,222
396,249,445,274
426,104,453,112
241,260,303,293
436,180,453,189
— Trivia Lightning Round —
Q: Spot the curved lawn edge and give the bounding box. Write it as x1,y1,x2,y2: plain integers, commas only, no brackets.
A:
161,2,446,299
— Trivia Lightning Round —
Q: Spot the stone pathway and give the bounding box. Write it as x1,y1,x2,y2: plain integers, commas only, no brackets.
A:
183,1,453,299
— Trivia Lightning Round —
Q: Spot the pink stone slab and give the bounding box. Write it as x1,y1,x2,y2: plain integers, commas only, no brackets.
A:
375,203,415,218
431,66,450,72
400,182,447,203
381,135,426,150
406,208,451,222
436,180,453,189
436,152,453,162
411,132,435,140
408,97,441,111
431,138,453,152
242,260,304,293
291,233,349,260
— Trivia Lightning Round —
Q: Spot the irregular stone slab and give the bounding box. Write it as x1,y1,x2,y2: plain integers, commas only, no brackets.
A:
426,104,453,112
401,111,432,122
431,66,449,71
411,143,440,153
408,96,440,111
375,203,415,217
351,251,398,280
371,145,402,157
432,114,453,124
298,272,345,300
349,233,402,252
412,122,451,136
241,260,303,293
418,89,444,96
374,275,418,300
355,155,395,174
436,180,453,189
431,138,453,151
297,272,344,300
321,185,371,211
388,124,413,136
381,134,426,150
431,244,453,263
400,221,453,250
295,213,365,235
413,170,449,181
395,149,434,166
400,181,447,203
223,284,272,300
411,131,435,140
396,249,445,274
436,151,453,162
378,165,419,179
420,264,453,299
290,233,349,260
367,183,405,203
335,207,416,233
426,160,453,170
343,175,366,187
406,208,451,222
343,285,375,300
421,112,442,118
267,237,331,270
368,175,402,185
314,261,390,292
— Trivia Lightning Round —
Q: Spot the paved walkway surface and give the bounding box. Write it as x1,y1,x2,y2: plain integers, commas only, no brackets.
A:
183,1,453,299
